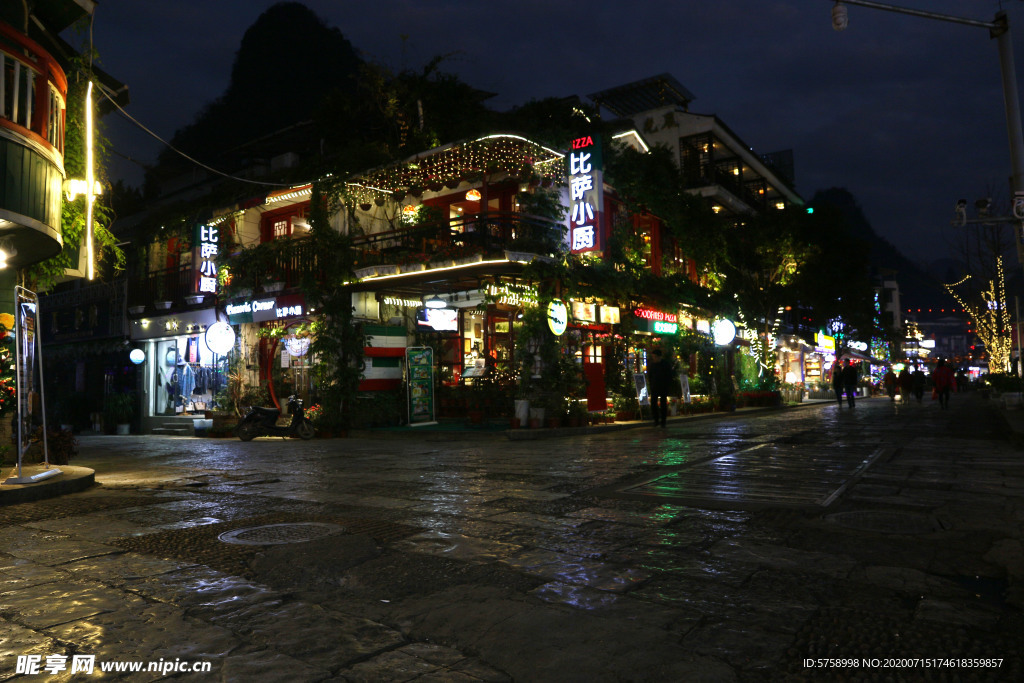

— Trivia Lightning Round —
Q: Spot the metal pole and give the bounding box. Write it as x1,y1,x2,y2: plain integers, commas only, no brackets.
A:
36,292,49,468
834,0,997,30
992,13,1024,267
13,286,22,480
832,1,1024,271
1011,296,1019,376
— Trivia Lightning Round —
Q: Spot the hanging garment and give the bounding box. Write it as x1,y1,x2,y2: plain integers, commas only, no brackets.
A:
180,363,196,400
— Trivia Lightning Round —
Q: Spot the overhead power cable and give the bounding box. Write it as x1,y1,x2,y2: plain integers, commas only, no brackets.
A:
96,86,310,188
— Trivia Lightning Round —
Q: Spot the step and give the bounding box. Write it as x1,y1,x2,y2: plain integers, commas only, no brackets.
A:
151,427,192,435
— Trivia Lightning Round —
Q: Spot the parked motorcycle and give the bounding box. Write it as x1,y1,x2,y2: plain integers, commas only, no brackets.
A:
236,395,315,441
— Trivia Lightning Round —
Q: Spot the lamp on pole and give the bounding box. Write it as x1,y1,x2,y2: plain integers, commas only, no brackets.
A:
831,1,1024,268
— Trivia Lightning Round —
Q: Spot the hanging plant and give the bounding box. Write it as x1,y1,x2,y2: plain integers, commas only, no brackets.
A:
374,196,386,207
408,186,424,198
359,202,372,212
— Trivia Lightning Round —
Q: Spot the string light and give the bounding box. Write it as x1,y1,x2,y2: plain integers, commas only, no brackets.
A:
944,257,1012,372
346,134,566,207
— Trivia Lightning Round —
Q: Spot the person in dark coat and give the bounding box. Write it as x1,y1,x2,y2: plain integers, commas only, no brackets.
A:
831,361,844,405
898,366,913,402
911,365,926,403
841,359,859,407
647,348,673,428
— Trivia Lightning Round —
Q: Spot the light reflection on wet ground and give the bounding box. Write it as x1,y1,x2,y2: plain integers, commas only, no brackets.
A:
29,394,1019,678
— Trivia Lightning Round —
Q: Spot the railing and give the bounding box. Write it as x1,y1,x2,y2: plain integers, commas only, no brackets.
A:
128,265,194,308
352,211,565,265
129,212,564,307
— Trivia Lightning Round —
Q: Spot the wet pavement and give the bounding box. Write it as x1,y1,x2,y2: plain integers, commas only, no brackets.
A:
1,392,1022,681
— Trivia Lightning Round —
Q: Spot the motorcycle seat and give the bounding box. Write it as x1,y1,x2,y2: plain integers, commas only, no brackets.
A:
252,406,281,417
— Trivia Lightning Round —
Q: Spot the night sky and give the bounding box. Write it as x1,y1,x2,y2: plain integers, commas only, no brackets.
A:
83,0,1024,266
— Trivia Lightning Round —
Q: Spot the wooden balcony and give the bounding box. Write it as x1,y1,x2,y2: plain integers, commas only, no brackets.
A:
352,211,565,267
127,212,564,310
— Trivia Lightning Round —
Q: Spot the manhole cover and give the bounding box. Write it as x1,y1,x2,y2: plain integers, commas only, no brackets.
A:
824,510,941,535
218,522,345,545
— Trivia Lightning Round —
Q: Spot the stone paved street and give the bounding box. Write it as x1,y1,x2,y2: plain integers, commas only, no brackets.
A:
1,393,1022,681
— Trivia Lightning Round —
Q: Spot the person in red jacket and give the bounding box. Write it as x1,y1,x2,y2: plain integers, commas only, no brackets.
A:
933,359,956,409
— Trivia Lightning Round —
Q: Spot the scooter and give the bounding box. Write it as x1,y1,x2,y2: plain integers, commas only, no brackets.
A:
236,394,315,441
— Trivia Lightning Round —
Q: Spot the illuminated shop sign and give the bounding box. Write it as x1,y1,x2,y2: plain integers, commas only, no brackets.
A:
205,321,236,355
712,319,736,346
633,307,680,335
547,299,568,336
600,306,620,324
416,307,458,332
696,319,711,334
815,332,836,353
226,295,305,324
572,302,597,323
567,134,603,254
849,340,868,351
486,282,538,307
194,223,220,294
383,296,421,308
634,308,678,323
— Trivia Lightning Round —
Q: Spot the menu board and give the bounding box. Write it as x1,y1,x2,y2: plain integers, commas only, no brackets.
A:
406,347,436,426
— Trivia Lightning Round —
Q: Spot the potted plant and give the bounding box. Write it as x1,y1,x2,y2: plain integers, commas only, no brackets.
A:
103,392,135,435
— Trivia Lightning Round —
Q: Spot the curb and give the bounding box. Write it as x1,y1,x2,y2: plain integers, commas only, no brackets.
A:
0,465,96,505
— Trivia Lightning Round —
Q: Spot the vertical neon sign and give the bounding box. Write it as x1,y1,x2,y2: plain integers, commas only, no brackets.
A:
568,135,603,254
195,223,219,295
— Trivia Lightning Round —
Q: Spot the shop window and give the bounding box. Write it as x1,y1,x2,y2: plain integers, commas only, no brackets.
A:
152,336,231,416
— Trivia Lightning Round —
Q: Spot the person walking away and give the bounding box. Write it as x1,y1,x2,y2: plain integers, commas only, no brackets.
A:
911,365,926,403
933,359,956,409
842,360,859,408
883,368,897,401
831,361,844,405
898,366,913,402
647,348,673,428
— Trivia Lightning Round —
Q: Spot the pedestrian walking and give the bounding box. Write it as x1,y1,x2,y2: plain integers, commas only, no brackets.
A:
955,369,968,392
647,348,673,428
842,359,859,408
898,366,913,402
883,368,897,401
911,365,925,403
831,361,844,405
933,359,956,409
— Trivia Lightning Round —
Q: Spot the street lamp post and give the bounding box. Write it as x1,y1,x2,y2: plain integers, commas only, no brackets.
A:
831,1,1024,267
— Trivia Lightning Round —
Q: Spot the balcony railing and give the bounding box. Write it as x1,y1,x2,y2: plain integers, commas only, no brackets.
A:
129,212,565,308
352,211,565,267
128,265,194,309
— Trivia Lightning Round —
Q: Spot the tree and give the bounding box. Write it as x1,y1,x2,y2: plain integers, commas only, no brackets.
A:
945,256,1013,372
945,198,1016,371
715,208,818,385
300,182,364,430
